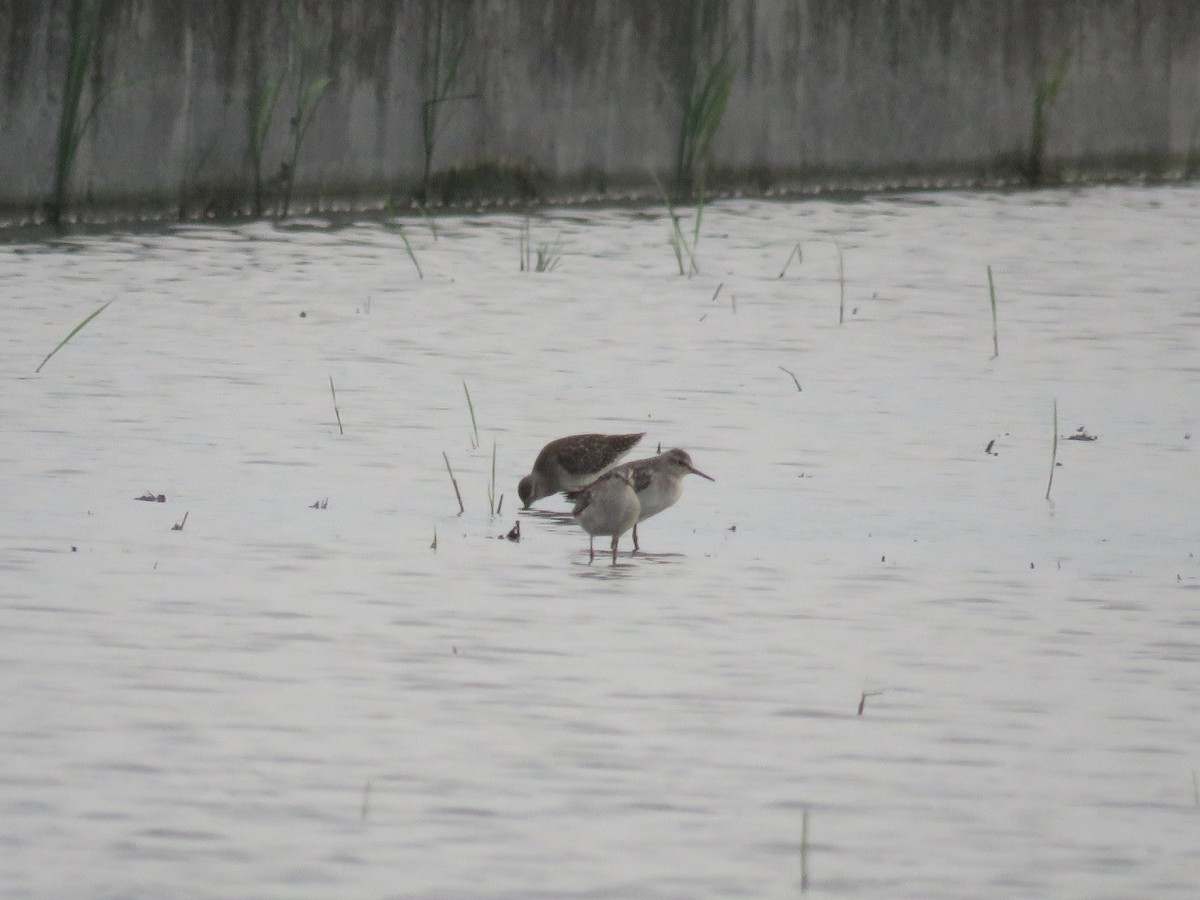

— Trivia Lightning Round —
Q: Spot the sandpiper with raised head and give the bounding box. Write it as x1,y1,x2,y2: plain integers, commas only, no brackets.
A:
518,432,644,509
572,469,641,565
613,448,715,550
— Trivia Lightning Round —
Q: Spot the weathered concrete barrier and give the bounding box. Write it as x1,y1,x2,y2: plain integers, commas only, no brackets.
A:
2,0,1198,225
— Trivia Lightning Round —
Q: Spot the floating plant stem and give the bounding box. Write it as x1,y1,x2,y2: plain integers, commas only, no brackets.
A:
328,375,343,435
987,265,999,358
778,366,802,392
779,243,802,278
36,298,113,373
857,690,883,715
1046,398,1059,500
462,380,479,449
442,451,464,515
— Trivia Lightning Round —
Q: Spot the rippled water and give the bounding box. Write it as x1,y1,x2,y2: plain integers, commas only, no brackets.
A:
2,186,1199,898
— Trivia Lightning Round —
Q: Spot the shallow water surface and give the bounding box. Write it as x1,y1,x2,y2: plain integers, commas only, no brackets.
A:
2,186,1199,898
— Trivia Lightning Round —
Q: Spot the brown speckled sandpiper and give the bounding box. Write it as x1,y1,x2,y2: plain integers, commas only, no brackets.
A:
572,469,641,565
518,432,644,509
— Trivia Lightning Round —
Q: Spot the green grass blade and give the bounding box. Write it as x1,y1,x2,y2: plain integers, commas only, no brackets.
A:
988,265,999,358
36,298,113,373
329,374,344,435
1047,398,1060,498
463,380,479,449
779,243,801,278
397,225,423,278
488,440,497,513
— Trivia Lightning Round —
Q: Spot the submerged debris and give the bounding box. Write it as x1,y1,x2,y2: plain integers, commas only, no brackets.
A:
135,491,166,503
1066,426,1097,441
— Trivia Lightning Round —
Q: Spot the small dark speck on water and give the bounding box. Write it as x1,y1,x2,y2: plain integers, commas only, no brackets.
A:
299,311,307,318
70,546,77,552
1030,562,1035,569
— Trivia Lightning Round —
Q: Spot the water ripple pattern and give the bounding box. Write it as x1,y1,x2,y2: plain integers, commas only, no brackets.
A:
1,186,1198,898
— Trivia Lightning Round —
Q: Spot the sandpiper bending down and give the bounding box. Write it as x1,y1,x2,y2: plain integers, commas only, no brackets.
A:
518,432,644,508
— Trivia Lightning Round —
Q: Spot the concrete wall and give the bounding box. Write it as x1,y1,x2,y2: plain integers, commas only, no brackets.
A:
2,0,1198,222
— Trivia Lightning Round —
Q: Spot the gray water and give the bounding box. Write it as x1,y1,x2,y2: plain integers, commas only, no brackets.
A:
2,186,1199,898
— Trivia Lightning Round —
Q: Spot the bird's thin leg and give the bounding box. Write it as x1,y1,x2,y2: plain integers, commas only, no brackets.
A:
610,535,619,565
588,536,595,564
632,524,640,552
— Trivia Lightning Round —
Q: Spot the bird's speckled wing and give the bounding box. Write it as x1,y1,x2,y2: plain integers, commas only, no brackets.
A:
554,432,644,477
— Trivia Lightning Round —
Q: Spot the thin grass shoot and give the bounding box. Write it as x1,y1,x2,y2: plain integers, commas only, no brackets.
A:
397,225,423,278
1046,398,1059,500
36,298,114,373
487,441,497,514
328,375,343,435
463,380,479,449
779,243,802,278
988,264,999,358
650,170,700,276
443,451,465,515
51,0,106,229
519,217,562,272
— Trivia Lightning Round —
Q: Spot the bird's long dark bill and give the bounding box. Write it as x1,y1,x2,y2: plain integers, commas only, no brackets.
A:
689,466,715,481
